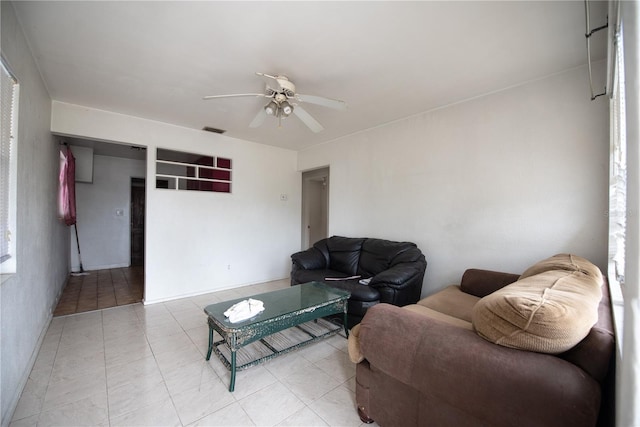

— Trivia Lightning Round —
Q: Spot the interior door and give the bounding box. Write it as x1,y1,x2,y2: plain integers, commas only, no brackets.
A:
130,178,145,266
301,168,329,249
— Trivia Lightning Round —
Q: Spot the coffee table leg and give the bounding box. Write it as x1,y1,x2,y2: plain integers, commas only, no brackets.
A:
229,350,236,392
206,325,214,361
343,308,349,338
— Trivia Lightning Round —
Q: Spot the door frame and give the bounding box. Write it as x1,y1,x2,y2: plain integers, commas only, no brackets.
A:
301,167,330,249
130,177,146,267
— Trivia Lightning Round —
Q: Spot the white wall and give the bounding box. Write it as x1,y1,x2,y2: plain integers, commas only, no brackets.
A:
1,3,70,425
299,65,609,296
70,153,146,270
51,102,301,303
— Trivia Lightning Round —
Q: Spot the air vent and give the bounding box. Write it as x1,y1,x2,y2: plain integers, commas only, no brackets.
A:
202,126,226,134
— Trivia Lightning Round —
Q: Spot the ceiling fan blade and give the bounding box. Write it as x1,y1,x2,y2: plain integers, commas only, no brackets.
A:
293,105,324,133
296,94,347,110
255,72,278,80
203,93,266,100
249,109,267,128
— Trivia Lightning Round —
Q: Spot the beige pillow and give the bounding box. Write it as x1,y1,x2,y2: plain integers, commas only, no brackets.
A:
472,269,601,354
520,253,602,282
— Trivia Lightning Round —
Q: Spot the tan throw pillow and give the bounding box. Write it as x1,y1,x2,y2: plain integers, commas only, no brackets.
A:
519,253,602,281
472,269,601,354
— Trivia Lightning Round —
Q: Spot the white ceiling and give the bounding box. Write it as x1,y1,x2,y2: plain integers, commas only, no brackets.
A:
13,1,607,152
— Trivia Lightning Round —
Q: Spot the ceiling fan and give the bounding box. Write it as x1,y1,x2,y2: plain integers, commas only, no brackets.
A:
203,72,347,133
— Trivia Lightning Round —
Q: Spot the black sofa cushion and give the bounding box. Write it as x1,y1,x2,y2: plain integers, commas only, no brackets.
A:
325,236,365,276
358,238,418,278
292,269,381,302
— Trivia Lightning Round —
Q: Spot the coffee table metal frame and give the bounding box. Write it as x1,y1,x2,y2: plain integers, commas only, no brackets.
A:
204,282,350,392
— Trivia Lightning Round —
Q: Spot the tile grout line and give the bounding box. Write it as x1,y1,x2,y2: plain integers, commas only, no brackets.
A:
166,296,270,426
101,310,113,427
137,301,186,426
166,299,243,426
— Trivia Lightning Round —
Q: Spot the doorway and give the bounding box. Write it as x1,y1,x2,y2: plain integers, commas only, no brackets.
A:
130,178,145,266
301,167,329,249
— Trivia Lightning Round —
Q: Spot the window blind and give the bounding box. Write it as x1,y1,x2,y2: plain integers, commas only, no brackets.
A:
1,58,17,263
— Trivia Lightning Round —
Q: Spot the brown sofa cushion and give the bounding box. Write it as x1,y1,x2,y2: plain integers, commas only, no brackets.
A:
460,269,521,298
417,285,480,323
404,304,474,330
472,268,602,354
347,296,476,364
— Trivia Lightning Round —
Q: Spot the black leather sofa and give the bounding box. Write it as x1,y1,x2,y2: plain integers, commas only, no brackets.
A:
290,236,427,328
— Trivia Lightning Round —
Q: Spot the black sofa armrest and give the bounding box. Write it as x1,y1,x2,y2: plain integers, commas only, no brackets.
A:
291,247,327,270
369,261,426,306
369,263,424,289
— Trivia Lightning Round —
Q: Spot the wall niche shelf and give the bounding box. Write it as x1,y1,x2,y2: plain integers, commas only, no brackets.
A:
155,148,232,193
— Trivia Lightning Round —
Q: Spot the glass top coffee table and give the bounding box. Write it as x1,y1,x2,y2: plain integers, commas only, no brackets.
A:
204,281,350,392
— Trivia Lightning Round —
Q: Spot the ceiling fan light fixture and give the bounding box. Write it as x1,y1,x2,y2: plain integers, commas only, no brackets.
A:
264,101,278,116
281,101,293,116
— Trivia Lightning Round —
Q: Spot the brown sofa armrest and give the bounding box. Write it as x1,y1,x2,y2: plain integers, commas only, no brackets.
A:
358,303,602,427
459,268,520,297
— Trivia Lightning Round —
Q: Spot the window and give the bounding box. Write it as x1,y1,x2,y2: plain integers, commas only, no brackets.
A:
0,56,18,273
608,25,627,289
606,8,633,355
155,148,232,193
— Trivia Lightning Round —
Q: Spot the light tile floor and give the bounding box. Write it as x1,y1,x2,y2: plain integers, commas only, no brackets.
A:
10,279,379,427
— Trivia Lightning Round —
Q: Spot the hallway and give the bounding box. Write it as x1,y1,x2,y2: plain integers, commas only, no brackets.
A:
53,267,144,316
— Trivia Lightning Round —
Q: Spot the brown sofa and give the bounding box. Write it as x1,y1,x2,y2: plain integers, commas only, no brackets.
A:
349,255,615,427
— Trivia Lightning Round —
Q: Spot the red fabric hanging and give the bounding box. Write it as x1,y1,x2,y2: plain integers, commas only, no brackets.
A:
59,146,76,226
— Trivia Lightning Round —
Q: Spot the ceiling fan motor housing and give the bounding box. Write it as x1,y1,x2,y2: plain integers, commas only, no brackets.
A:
275,76,296,97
